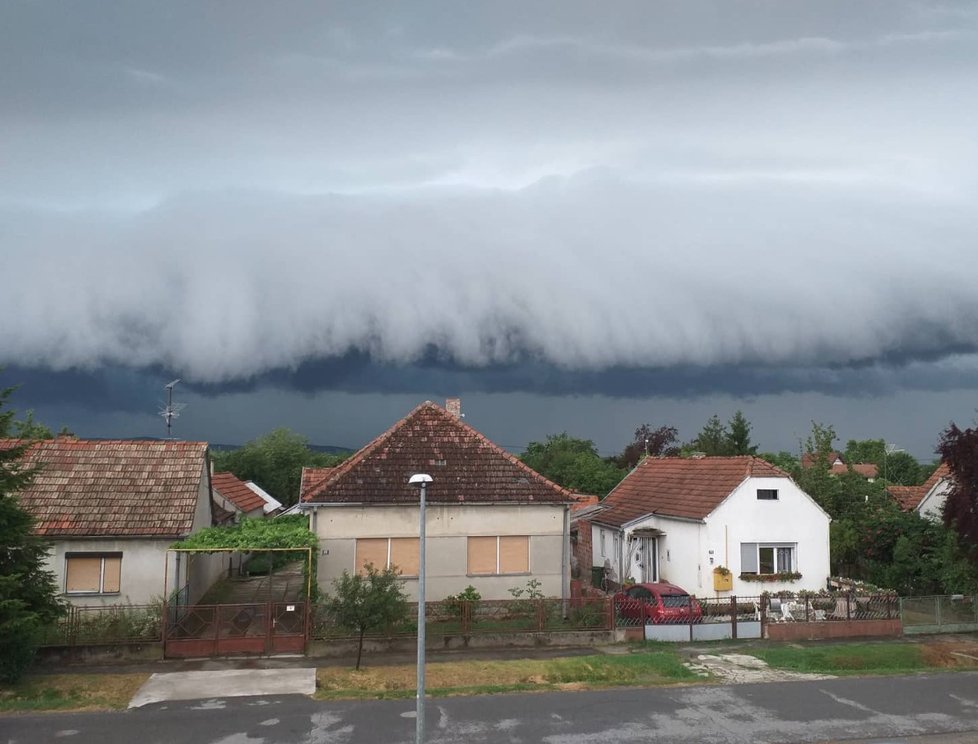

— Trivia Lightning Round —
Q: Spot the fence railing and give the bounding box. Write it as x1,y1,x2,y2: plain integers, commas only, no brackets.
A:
39,604,162,647
310,596,613,641
901,595,978,630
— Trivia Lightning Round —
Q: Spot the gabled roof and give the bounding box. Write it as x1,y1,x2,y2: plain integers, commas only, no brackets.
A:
833,462,879,478
888,463,951,512
244,481,283,514
4,437,208,537
212,471,265,514
303,401,573,505
594,456,789,527
300,466,336,502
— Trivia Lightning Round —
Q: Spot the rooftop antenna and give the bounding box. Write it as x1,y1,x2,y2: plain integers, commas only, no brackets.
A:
160,379,186,439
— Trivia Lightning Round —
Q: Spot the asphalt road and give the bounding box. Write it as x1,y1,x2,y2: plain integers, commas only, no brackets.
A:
4,673,978,744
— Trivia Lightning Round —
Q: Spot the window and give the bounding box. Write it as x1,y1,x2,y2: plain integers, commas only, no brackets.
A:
756,489,779,500
741,542,795,574
355,538,420,577
467,536,529,575
65,553,122,594
600,530,606,558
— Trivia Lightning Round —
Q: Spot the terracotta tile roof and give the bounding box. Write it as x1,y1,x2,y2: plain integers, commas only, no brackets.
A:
4,437,208,537
300,467,336,502
212,471,265,514
802,451,843,468
831,462,879,478
594,456,789,526
888,463,951,511
303,401,573,505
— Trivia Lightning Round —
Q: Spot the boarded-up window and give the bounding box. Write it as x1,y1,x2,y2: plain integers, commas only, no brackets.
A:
65,554,122,594
468,536,530,575
390,538,420,577
355,538,388,575
499,536,529,574
467,536,497,575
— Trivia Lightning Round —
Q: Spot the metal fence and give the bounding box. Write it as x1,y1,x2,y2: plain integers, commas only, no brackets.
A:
310,596,612,641
40,604,162,647
901,595,978,633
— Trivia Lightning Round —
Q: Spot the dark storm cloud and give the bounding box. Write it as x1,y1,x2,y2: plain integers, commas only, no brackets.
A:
2,1,977,405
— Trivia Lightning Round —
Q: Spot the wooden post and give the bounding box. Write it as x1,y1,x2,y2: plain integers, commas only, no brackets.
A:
730,595,738,640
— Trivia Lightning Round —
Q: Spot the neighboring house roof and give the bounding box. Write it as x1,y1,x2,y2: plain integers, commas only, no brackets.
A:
594,456,789,527
212,471,266,514
300,466,336,502
302,401,573,505
801,451,844,468
887,463,951,512
4,437,209,537
244,480,283,514
833,462,879,478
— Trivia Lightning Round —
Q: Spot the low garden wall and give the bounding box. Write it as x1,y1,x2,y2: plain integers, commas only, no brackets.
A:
766,619,902,641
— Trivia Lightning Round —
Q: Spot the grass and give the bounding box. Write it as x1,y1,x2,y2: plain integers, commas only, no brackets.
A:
315,650,698,699
0,673,149,713
747,642,929,675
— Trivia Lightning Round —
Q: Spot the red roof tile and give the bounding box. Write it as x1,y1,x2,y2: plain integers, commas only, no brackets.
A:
212,471,265,513
300,467,336,502
4,438,208,537
303,401,572,505
595,456,789,526
888,463,950,511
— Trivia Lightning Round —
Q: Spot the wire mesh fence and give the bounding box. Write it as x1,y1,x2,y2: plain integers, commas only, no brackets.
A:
901,595,978,629
39,603,163,647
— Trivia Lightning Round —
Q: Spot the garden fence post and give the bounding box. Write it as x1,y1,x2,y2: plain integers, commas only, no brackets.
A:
730,595,738,640
461,600,471,635
689,595,695,642
936,596,943,628
606,596,614,630
536,600,546,632
846,592,852,622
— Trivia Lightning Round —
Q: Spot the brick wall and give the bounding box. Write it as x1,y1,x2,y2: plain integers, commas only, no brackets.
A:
766,619,902,641
573,518,594,585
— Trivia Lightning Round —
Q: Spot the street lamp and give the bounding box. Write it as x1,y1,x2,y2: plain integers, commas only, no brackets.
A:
408,473,432,744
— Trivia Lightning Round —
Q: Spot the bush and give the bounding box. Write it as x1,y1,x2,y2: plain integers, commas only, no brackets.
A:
442,585,482,618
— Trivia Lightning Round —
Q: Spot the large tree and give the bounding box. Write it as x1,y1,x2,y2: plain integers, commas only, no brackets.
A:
725,410,757,456
520,433,624,497
211,428,348,507
0,386,65,682
937,423,978,570
614,423,680,469
690,414,729,456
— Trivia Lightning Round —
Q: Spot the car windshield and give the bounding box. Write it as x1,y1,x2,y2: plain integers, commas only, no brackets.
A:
660,593,691,608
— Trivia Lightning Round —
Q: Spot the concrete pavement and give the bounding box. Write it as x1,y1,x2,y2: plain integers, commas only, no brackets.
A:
128,668,316,708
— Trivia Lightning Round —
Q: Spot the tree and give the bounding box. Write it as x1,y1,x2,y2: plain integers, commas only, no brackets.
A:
520,433,625,497
0,386,65,682
325,564,409,670
210,428,348,507
614,423,680,469
844,438,922,485
725,410,757,456
937,422,978,571
758,451,799,473
690,414,730,456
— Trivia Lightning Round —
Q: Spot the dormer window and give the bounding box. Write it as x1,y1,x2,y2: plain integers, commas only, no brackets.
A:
757,489,779,500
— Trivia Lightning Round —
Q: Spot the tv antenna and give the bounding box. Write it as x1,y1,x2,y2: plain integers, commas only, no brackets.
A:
159,379,187,439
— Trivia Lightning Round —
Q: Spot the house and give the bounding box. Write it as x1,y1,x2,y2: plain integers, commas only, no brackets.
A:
582,456,831,596
801,451,878,480
5,437,224,607
299,399,575,601
244,480,283,515
212,471,267,521
887,463,951,522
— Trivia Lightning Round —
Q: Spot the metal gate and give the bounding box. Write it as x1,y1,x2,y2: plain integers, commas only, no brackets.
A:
164,601,307,658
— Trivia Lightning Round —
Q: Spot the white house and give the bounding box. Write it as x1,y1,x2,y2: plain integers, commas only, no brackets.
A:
7,437,225,607
888,463,951,522
587,456,831,597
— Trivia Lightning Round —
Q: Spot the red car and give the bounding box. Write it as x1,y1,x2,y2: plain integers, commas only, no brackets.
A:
614,582,703,624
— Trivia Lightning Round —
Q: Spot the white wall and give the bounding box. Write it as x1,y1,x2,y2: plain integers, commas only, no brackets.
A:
619,517,703,592
310,503,568,601
918,479,952,522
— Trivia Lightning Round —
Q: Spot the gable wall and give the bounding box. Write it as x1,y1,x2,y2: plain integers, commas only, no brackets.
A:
312,503,567,601
918,479,952,522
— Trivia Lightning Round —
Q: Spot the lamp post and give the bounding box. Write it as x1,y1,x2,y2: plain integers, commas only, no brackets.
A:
408,473,432,744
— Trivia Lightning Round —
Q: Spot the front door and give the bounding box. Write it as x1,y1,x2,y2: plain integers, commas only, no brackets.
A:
641,538,658,583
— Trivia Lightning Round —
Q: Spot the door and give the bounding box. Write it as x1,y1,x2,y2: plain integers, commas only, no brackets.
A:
641,537,658,583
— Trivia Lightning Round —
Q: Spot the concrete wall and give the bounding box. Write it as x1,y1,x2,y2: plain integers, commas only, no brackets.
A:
311,503,568,601
766,619,901,641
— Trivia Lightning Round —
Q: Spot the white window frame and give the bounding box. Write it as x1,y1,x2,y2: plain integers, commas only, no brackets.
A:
64,553,122,595
741,542,796,574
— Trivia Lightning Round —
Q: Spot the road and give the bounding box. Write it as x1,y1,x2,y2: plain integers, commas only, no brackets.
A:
4,673,978,744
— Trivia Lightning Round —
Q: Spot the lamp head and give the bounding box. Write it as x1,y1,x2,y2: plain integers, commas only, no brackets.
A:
409,473,433,485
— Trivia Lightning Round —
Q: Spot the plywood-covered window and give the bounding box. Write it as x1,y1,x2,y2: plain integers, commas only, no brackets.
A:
65,553,122,594
355,538,420,577
467,536,530,575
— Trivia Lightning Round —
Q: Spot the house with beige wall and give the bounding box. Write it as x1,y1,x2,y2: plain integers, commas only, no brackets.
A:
8,437,224,607
299,400,574,601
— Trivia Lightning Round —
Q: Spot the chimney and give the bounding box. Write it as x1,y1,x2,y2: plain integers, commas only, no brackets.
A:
445,398,462,419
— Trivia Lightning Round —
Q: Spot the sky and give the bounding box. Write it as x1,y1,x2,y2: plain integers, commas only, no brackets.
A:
2,1,977,460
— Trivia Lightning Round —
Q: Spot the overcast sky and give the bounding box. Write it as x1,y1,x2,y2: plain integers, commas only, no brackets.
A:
2,1,977,460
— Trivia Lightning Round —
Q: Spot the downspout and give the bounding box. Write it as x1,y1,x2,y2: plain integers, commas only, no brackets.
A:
619,527,626,586
561,505,570,616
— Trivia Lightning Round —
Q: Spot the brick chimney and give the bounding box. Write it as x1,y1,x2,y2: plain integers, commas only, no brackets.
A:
445,398,462,419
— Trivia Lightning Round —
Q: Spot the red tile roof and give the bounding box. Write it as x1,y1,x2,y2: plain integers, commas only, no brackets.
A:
303,401,573,505
300,467,336,502
595,456,789,526
831,462,879,478
212,471,265,514
4,437,209,537
888,463,950,511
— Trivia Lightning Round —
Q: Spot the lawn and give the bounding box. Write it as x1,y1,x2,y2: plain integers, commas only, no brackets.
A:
747,642,929,675
0,673,149,713
315,650,697,699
